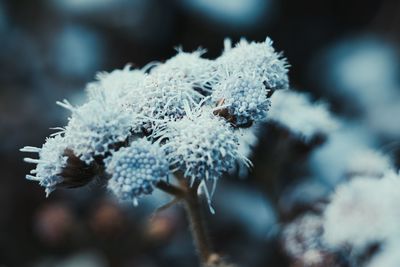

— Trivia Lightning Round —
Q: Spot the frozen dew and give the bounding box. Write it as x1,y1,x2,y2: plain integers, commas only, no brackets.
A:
21,134,69,196
217,37,289,91
160,108,246,184
60,98,134,164
212,74,270,125
105,138,169,205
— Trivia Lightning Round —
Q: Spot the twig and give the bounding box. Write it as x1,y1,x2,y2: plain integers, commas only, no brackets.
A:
183,180,213,265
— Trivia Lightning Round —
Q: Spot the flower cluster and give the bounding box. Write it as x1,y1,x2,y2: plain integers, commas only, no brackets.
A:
21,37,294,204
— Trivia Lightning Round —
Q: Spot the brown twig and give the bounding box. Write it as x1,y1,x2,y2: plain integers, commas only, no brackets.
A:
183,180,213,265
156,177,215,266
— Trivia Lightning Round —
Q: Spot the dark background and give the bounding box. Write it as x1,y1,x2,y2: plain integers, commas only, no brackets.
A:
1,0,399,266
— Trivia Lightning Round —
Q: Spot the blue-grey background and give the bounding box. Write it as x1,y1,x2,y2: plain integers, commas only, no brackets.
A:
0,0,399,266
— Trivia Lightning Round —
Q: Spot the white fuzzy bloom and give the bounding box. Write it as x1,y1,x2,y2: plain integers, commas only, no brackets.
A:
87,65,146,104
105,138,169,205
150,49,217,92
21,135,68,196
217,37,289,90
212,74,270,125
129,74,205,132
60,98,134,164
269,90,338,139
160,108,245,183
323,172,400,250
22,37,296,205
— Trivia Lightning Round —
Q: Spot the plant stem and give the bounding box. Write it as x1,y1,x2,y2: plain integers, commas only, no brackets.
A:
157,179,214,266
156,180,185,198
183,182,213,266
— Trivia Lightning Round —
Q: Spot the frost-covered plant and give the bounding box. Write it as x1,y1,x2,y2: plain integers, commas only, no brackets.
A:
323,171,400,250
278,147,400,267
281,149,400,267
21,37,339,266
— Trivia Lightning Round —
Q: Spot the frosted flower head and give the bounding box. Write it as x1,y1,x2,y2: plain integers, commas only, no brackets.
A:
61,99,134,164
105,138,169,205
323,173,400,250
212,74,270,125
150,49,217,92
217,38,289,90
87,65,146,103
131,74,205,132
21,135,69,196
268,90,338,140
160,108,244,183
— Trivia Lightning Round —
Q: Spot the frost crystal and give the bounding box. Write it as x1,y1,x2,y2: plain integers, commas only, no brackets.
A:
268,90,337,139
87,65,146,103
60,98,134,164
21,135,68,196
217,38,289,90
160,108,244,183
212,74,270,125
105,139,169,205
130,74,205,132
150,49,216,92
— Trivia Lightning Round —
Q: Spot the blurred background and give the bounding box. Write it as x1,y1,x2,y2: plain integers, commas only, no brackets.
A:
1,0,399,266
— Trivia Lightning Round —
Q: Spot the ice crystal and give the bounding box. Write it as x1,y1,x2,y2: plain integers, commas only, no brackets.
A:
217,38,289,90
105,138,169,205
160,108,244,183
212,74,270,125
21,134,68,196
87,64,146,104
150,49,217,92
59,98,134,164
129,74,205,132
